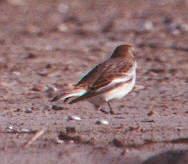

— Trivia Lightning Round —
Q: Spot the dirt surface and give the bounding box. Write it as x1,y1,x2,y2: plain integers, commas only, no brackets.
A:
0,0,188,163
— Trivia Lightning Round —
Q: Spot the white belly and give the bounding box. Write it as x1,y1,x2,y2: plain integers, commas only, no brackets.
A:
104,75,136,101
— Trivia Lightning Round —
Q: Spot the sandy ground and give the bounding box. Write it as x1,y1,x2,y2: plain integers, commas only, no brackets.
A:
0,0,188,163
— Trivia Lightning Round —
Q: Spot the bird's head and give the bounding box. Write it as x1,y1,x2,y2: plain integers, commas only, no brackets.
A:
110,45,134,59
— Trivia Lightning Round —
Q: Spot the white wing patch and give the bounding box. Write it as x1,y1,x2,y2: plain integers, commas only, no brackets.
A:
104,74,136,101
60,89,87,101
95,75,133,93
111,76,133,84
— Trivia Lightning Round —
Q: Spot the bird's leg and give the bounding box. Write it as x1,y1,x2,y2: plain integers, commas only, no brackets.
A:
107,101,115,115
94,104,109,114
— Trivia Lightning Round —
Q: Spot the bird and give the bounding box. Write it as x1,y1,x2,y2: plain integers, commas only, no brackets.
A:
51,44,137,114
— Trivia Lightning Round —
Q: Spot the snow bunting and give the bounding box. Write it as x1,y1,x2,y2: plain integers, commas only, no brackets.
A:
51,45,137,114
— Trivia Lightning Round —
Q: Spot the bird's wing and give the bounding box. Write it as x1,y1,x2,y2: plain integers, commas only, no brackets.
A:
75,65,101,89
69,59,135,104
90,60,134,91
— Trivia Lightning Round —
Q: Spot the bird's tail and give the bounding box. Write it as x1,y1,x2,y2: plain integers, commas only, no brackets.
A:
50,88,87,103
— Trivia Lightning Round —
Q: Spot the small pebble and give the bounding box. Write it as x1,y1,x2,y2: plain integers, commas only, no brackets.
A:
56,138,64,144
141,119,155,123
66,127,76,133
147,111,158,116
57,23,69,32
113,138,124,147
137,21,154,31
5,126,15,132
58,131,81,143
134,85,145,92
147,111,154,116
24,24,42,35
121,149,129,155
45,86,58,97
52,105,68,111
25,52,37,59
12,71,21,76
20,129,33,133
144,21,154,30
25,108,32,113
67,115,82,121
31,84,47,92
66,140,74,144
167,24,180,31
177,127,184,131
161,17,173,24
148,67,166,74
96,119,109,125
15,108,21,112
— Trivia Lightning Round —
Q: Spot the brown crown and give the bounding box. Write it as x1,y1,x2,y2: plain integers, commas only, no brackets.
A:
110,45,133,59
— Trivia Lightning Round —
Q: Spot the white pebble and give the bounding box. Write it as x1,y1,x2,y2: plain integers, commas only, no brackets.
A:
144,21,153,30
57,24,69,32
56,138,64,144
5,126,14,132
25,108,32,113
67,115,82,121
20,129,32,133
6,126,13,130
96,119,109,125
